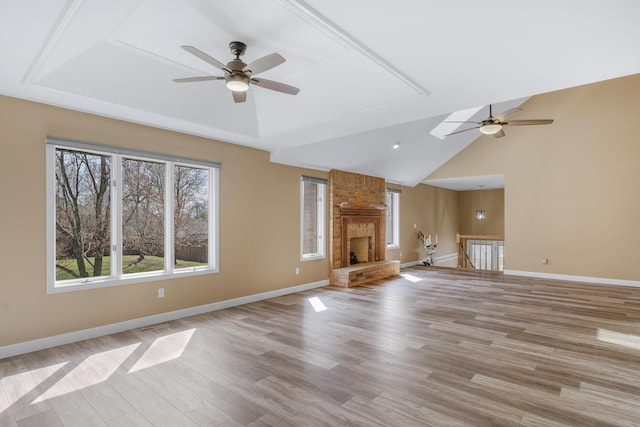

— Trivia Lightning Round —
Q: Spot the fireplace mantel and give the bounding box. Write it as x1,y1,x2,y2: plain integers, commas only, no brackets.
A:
329,169,387,271
337,203,386,216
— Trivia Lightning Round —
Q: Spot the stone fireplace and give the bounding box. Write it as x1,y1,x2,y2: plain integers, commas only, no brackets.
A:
328,169,400,287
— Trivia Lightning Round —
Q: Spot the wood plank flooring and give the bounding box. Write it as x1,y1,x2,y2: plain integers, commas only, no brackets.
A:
3,267,640,426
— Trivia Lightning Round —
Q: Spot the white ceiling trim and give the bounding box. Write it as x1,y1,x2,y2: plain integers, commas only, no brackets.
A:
110,39,197,74
21,0,83,84
273,0,430,95
423,174,505,191
3,1,638,189
106,0,151,42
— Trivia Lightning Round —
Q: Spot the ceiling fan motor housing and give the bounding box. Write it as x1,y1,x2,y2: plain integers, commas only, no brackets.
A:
229,41,247,58
226,58,247,72
225,56,250,91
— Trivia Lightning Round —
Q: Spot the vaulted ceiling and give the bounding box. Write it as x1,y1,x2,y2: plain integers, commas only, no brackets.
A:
1,0,638,187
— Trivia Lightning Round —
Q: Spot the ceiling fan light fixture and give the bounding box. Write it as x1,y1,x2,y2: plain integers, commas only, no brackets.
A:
226,75,249,92
175,43,299,104
479,124,503,135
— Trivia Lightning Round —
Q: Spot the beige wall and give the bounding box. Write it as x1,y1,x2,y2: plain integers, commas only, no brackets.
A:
0,95,330,347
457,189,504,236
0,93,463,348
386,183,459,265
428,73,640,281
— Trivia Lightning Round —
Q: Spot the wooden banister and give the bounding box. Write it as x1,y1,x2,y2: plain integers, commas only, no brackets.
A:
457,234,505,271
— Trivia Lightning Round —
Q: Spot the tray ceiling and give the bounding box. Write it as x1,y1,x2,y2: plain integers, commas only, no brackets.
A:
1,0,638,187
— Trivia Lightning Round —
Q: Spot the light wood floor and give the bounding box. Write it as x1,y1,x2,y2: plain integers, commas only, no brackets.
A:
3,267,640,426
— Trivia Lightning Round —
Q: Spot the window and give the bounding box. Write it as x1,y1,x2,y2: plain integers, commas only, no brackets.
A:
301,176,326,260
46,138,219,292
386,188,400,248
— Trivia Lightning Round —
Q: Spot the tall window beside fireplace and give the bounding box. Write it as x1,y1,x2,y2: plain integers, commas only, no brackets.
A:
386,188,400,248
301,176,327,260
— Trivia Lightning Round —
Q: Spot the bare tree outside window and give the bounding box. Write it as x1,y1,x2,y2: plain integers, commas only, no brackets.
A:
55,149,111,280
174,165,209,267
49,141,218,290
122,158,165,274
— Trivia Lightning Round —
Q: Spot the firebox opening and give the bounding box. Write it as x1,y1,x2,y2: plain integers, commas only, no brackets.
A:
350,236,371,264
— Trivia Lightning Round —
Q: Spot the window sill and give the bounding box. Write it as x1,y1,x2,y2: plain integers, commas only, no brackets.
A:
301,254,326,262
47,267,218,294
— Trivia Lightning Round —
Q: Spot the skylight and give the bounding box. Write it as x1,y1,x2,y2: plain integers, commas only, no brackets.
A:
429,105,484,140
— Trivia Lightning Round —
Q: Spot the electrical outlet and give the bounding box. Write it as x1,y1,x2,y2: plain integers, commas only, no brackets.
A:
541,258,549,265
158,288,164,298
295,267,300,275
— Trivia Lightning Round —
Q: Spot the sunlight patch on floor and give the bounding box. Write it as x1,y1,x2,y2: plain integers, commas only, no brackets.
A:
400,273,422,283
129,328,196,373
308,296,327,312
33,343,139,404
0,362,67,413
597,329,640,350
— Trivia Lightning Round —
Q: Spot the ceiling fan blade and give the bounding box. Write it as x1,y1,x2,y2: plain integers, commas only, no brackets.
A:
445,126,480,137
251,78,299,95
181,45,231,73
494,108,523,122
243,53,285,75
173,76,224,83
232,90,247,103
506,119,554,126
493,129,506,138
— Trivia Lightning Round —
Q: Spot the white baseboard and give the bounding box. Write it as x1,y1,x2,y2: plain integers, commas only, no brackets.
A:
435,252,458,263
504,270,640,288
401,260,420,268
0,279,329,360
401,252,457,269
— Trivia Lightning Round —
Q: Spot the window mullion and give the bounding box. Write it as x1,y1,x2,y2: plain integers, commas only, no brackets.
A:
165,162,175,273
112,154,122,279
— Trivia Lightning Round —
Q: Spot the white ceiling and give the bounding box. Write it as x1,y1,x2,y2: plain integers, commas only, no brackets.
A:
1,0,639,189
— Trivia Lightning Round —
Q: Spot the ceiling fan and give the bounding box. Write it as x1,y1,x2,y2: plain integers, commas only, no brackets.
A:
444,104,554,138
173,41,300,103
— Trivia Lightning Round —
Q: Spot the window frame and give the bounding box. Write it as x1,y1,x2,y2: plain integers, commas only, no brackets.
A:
46,137,220,293
386,188,400,249
300,176,327,261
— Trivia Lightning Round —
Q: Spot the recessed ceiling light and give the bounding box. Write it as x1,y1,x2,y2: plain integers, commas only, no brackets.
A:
392,143,400,149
